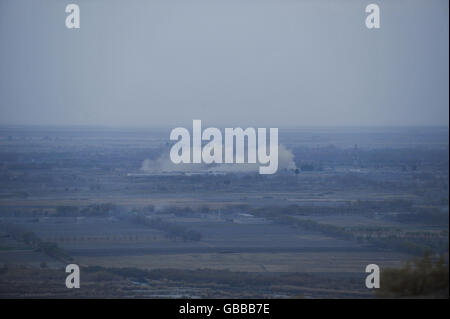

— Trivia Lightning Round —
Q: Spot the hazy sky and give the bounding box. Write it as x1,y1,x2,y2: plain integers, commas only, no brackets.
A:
0,0,448,127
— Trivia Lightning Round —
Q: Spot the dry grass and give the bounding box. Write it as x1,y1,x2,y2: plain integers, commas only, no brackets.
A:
76,251,409,273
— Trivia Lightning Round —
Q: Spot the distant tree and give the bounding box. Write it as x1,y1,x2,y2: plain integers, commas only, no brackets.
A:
376,252,449,298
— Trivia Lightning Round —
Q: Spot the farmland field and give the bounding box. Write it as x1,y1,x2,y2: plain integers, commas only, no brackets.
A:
0,126,448,298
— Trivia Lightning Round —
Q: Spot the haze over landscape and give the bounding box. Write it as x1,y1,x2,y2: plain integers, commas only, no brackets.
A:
0,0,448,299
